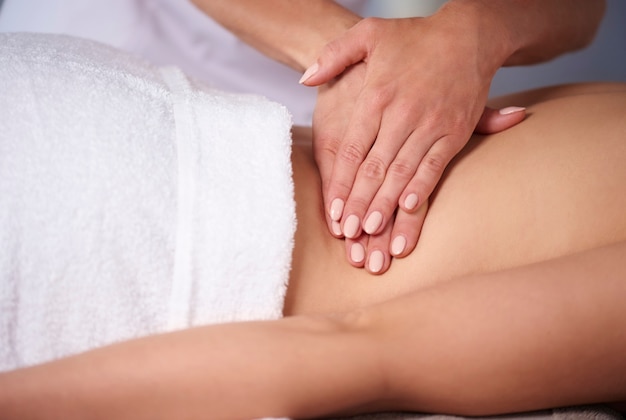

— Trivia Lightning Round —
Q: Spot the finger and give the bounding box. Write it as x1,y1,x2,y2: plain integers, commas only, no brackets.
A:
359,125,431,236
345,234,368,268
313,72,361,230
327,93,383,230
313,121,346,225
474,106,526,134
389,200,429,259
363,214,393,275
399,137,458,213
341,109,418,237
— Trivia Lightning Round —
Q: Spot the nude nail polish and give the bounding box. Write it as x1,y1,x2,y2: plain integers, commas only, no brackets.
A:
368,250,384,273
391,236,407,256
499,106,526,115
331,221,342,237
404,193,419,210
298,62,319,84
329,198,344,222
364,211,383,234
343,215,360,239
351,243,365,263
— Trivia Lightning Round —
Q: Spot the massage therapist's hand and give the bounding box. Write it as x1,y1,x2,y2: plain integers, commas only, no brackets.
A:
304,15,525,273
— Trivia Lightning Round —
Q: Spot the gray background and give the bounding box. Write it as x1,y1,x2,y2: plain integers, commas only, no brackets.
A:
366,0,626,97
0,0,623,97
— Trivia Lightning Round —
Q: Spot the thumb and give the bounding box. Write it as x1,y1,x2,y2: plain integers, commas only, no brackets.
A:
299,30,368,86
474,106,526,134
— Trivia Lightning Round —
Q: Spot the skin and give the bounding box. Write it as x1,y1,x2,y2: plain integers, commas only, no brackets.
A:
191,0,606,272
1,83,625,419
285,82,626,314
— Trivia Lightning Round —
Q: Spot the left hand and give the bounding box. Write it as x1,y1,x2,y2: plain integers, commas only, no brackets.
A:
306,17,525,274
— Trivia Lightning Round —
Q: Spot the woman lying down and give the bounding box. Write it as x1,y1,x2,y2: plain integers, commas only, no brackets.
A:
0,33,625,419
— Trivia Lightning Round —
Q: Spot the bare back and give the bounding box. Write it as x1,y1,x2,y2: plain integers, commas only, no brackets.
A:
285,83,626,315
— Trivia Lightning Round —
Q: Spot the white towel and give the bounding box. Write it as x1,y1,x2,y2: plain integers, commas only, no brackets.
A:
0,33,295,370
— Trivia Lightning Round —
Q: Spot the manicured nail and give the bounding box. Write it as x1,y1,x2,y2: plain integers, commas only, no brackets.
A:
331,221,342,236
363,211,383,234
404,193,419,210
350,243,365,263
329,198,344,222
343,214,360,239
391,236,407,256
298,62,319,84
499,106,526,115
368,250,384,273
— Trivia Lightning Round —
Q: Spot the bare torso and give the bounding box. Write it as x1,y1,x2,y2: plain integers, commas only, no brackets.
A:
285,83,626,315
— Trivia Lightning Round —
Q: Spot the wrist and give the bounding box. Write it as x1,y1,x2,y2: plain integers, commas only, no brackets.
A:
191,0,361,72
436,0,517,77
292,13,361,70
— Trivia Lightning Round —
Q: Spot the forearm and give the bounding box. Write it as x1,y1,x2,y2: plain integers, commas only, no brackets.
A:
440,0,606,69
374,240,626,415
2,242,624,419
190,0,361,71
0,315,383,419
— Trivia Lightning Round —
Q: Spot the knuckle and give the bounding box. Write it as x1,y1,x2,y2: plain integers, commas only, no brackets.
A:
358,17,383,36
387,158,415,180
421,153,447,176
314,135,342,159
365,85,394,110
374,195,397,214
334,177,355,195
322,40,343,60
348,195,372,212
338,142,368,166
359,155,387,183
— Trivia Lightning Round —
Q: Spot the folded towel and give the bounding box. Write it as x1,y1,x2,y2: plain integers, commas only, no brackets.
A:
0,33,295,370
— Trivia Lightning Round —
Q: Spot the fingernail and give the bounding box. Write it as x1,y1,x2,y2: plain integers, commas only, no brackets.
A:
391,236,407,256
331,221,342,236
499,106,526,115
351,243,365,263
330,198,344,222
343,215,360,239
298,62,319,84
368,250,384,273
404,193,419,210
363,211,383,234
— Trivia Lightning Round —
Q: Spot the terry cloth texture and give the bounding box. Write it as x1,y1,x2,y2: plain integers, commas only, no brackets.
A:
0,33,295,370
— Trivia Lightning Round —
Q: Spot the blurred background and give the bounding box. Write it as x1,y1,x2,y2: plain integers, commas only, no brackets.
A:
366,0,626,97
1,0,623,98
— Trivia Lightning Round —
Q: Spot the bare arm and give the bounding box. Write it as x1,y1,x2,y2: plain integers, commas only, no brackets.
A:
495,0,605,66
376,239,626,415
189,0,361,71
189,0,606,73
0,310,383,419
1,241,625,418
452,0,607,67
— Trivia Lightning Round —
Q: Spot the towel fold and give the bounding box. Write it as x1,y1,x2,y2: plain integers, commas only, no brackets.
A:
0,33,295,370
